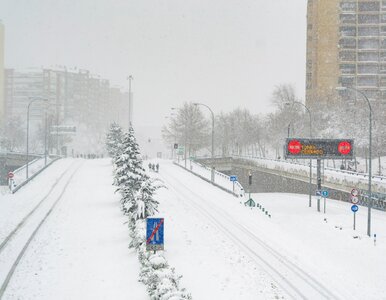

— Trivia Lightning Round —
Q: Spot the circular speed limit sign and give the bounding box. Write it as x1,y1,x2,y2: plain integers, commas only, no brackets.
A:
351,196,359,204
351,188,359,197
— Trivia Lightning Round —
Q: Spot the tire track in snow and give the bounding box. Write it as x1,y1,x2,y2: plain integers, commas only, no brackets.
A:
159,164,343,300
0,161,84,299
0,160,77,253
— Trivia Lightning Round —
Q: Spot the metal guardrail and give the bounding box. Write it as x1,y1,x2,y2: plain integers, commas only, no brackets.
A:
174,159,244,197
9,156,61,193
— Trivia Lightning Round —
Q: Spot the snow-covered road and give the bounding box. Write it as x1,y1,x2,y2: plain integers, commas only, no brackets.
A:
151,160,386,300
0,159,146,300
1,158,386,299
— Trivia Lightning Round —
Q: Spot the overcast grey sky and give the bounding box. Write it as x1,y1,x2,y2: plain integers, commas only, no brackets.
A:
0,0,307,130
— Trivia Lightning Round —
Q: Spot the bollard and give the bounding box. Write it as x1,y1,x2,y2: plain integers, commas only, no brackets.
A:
374,234,377,246
262,208,265,212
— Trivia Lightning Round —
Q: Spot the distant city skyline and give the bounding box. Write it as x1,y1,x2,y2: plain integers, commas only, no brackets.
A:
0,0,307,130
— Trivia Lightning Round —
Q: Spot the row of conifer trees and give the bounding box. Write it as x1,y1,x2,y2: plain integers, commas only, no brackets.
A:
106,123,191,300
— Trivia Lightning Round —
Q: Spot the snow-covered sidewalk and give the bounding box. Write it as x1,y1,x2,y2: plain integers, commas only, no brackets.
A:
1,159,147,299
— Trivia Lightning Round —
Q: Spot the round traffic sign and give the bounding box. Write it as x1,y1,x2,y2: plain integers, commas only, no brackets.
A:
351,196,359,204
288,139,302,154
351,204,359,212
338,141,352,155
8,172,14,179
351,188,359,197
321,190,329,198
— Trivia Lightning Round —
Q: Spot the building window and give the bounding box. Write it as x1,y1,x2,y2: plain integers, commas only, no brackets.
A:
339,76,355,86
358,14,379,24
340,13,356,24
358,26,379,36
358,38,379,50
380,76,386,86
358,64,379,74
341,1,357,12
340,64,356,74
380,65,386,73
340,26,357,36
359,52,379,61
357,76,378,87
339,38,356,49
358,1,380,12
339,51,356,61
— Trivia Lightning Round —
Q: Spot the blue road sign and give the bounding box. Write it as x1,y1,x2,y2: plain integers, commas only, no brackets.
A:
315,190,321,197
321,190,329,198
146,218,164,251
230,175,237,182
351,205,359,213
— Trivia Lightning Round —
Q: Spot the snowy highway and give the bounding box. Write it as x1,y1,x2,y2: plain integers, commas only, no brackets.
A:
0,159,145,300
1,158,386,299
153,160,386,300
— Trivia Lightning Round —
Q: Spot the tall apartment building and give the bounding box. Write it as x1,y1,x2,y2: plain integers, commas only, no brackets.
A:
306,0,386,108
5,68,128,128
0,21,4,127
4,67,129,153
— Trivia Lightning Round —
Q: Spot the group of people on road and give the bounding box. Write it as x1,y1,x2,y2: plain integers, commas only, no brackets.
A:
148,163,159,173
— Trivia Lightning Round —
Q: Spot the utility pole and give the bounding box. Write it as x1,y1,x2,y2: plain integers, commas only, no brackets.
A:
127,75,133,128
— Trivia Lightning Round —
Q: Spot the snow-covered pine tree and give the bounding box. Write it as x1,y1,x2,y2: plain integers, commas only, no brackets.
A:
115,126,148,213
106,122,124,158
131,178,163,221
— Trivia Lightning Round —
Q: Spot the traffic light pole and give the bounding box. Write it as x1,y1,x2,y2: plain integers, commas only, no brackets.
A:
317,158,321,212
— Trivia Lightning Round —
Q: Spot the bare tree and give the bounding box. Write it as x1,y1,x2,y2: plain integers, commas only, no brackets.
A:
163,102,209,157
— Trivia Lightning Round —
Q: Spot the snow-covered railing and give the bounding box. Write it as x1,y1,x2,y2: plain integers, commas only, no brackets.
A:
9,156,61,193
175,159,244,197
228,155,386,193
233,154,386,181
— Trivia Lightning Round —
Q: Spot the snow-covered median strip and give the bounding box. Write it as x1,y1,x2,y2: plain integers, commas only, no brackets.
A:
129,219,191,300
107,123,192,299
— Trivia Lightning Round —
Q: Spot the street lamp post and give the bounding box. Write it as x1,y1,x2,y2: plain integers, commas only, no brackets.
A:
171,107,188,167
193,102,215,182
336,86,373,236
26,97,48,179
286,101,313,208
127,75,134,128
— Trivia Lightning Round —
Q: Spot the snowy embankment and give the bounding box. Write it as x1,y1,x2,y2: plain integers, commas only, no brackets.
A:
232,155,386,194
175,159,244,196
0,159,147,299
148,160,386,300
9,156,58,193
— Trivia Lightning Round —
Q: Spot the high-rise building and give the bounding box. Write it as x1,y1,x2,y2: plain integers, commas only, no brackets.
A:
4,67,129,153
0,21,5,127
306,0,386,107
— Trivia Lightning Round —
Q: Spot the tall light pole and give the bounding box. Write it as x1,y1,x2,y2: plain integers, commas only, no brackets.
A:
337,86,373,236
171,107,188,168
127,75,133,128
193,102,215,182
286,101,313,207
26,97,48,179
